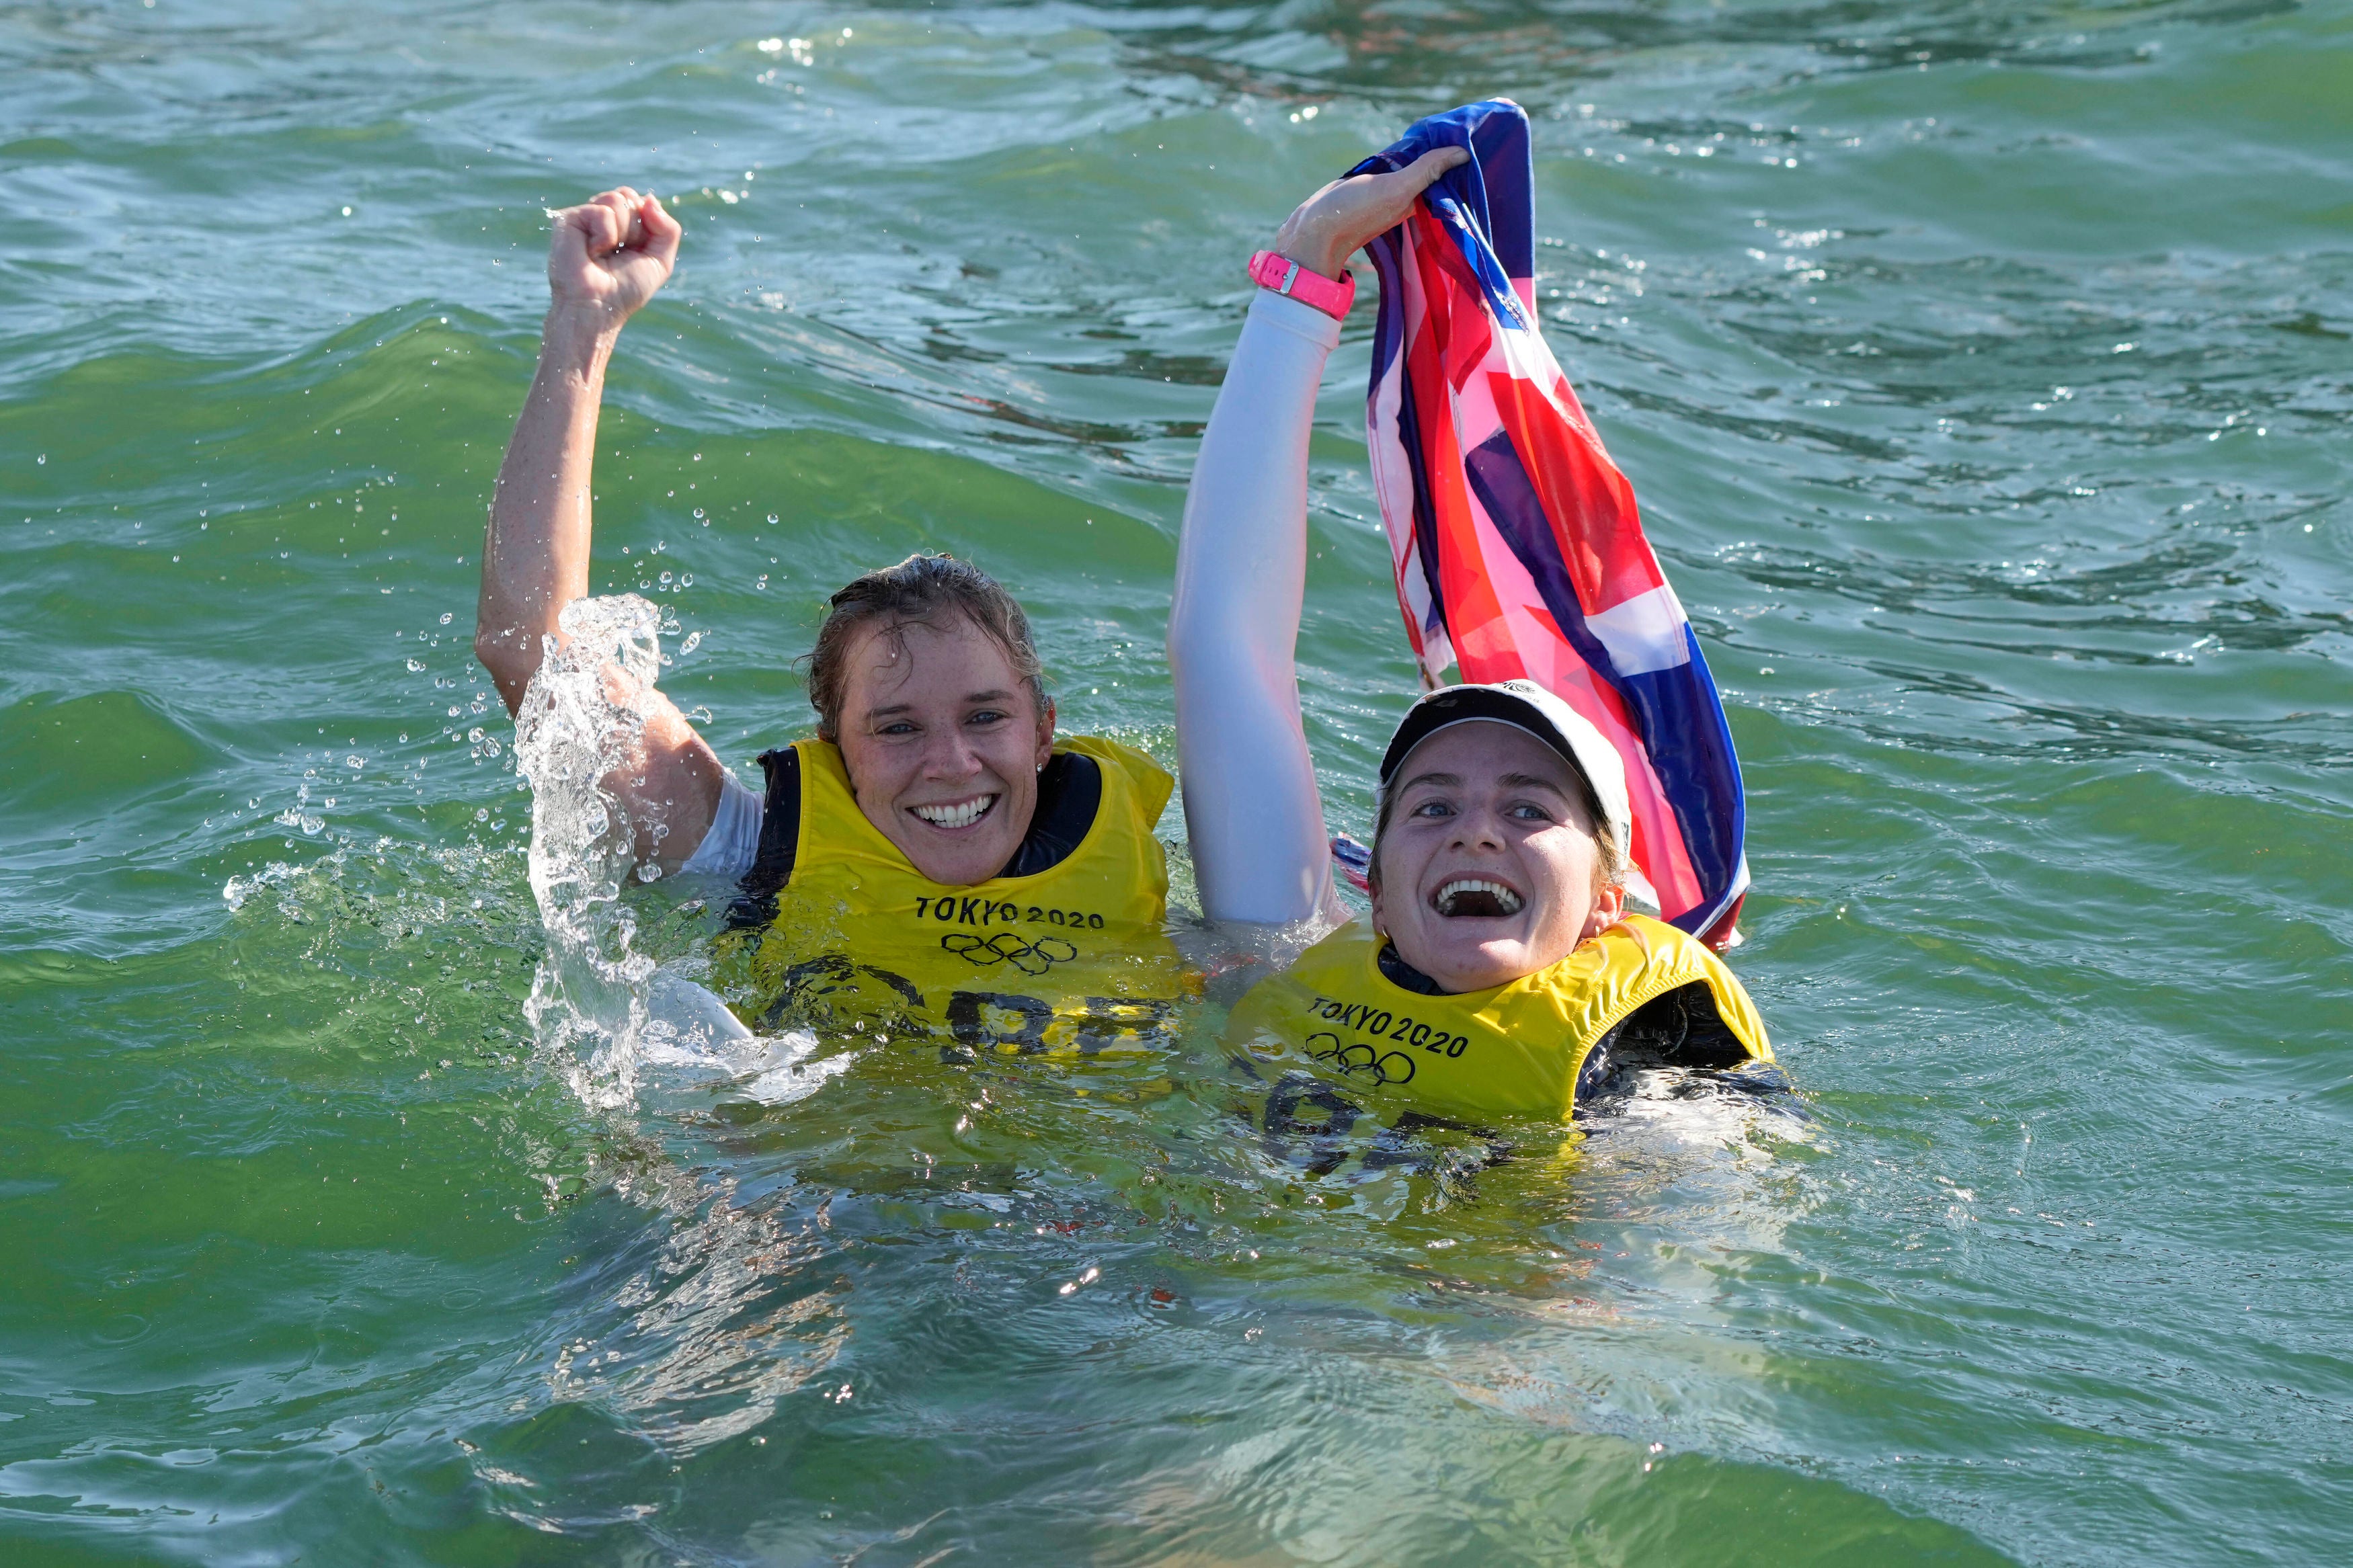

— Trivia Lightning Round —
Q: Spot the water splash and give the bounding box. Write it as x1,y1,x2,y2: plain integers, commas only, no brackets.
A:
512,595,666,1110
510,593,847,1113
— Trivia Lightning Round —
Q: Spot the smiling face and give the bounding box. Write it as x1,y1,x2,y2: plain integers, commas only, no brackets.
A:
1368,720,1626,994
833,611,1055,886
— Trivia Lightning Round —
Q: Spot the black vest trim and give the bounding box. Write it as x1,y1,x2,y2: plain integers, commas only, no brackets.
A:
1376,942,1445,995
999,751,1101,878
725,747,805,932
1573,980,1763,1109
723,745,1104,932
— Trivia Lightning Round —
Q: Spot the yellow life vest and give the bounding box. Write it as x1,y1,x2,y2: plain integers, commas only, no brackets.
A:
1224,913,1770,1125
733,735,1189,1057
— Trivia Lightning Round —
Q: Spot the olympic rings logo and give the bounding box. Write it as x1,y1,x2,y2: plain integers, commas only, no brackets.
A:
1304,1031,1417,1086
941,932,1078,977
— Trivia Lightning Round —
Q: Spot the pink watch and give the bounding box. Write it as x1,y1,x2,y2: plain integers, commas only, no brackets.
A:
1248,249,1356,320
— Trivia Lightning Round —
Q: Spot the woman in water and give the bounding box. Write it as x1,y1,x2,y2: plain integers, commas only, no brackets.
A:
477,188,1182,1055
1170,153,1771,1132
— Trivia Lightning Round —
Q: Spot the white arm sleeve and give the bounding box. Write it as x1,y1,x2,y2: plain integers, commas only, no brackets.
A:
1169,290,1343,925
676,772,762,880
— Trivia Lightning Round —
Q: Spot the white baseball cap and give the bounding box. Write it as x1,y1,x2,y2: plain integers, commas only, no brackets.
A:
1378,680,1632,850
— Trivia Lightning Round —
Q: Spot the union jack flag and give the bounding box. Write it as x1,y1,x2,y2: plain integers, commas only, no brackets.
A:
1351,99,1749,947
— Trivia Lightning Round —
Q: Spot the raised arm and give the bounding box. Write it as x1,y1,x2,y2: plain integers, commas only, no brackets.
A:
1169,292,1338,925
475,188,726,874
1169,149,1468,926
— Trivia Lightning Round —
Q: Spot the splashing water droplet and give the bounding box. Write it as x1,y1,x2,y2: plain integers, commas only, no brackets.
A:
510,596,669,1109
508,594,841,1117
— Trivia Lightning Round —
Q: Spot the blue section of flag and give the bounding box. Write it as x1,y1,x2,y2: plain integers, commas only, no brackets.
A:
1351,99,1533,326
1619,644,1747,906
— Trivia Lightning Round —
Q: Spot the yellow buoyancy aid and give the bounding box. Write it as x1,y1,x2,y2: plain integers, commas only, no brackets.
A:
1224,913,1770,1124
735,735,1189,1056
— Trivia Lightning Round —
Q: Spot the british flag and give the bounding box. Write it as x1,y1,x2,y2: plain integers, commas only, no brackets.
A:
1351,99,1749,948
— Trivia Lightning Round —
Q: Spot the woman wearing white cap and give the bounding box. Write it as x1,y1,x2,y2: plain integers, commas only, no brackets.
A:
1170,153,1771,1129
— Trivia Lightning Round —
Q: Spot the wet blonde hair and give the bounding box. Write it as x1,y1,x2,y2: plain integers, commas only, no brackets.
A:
803,552,1046,742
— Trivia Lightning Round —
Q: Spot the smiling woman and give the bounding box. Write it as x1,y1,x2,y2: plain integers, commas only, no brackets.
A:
1218,682,1771,1127
477,190,1185,1057
797,554,1055,887
717,556,1186,1053
1172,145,1773,1132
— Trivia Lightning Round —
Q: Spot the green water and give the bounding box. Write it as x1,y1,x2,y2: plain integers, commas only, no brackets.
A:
5,1,2350,1562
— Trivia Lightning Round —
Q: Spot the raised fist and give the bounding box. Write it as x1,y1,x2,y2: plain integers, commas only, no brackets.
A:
545,186,682,323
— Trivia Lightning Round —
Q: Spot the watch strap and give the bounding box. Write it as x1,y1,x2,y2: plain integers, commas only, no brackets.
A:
1247,249,1356,320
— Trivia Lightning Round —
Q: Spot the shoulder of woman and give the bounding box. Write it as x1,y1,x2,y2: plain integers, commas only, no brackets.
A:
786,735,852,788
1055,734,1174,795
1579,914,1771,1059
1054,733,1160,769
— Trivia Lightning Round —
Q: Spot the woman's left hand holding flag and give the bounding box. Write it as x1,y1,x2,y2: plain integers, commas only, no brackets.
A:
1270,146,1469,284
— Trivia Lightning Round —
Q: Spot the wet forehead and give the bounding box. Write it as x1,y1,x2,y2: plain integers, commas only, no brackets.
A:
843,612,1023,709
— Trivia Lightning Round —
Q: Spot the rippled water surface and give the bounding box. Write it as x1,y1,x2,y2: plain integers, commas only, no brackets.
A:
5,1,2350,1563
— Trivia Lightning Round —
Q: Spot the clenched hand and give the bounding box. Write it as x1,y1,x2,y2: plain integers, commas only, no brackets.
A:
546,186,682,325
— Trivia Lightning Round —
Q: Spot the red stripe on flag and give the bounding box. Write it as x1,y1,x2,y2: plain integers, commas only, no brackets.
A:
1482,368,1665,615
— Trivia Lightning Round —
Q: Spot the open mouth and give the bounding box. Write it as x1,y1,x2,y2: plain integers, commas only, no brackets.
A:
910,794,998,831
1431,878,1525,918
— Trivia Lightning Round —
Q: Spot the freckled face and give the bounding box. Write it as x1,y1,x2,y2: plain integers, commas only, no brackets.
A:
1369,722,1624,994
834,613,1054,886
